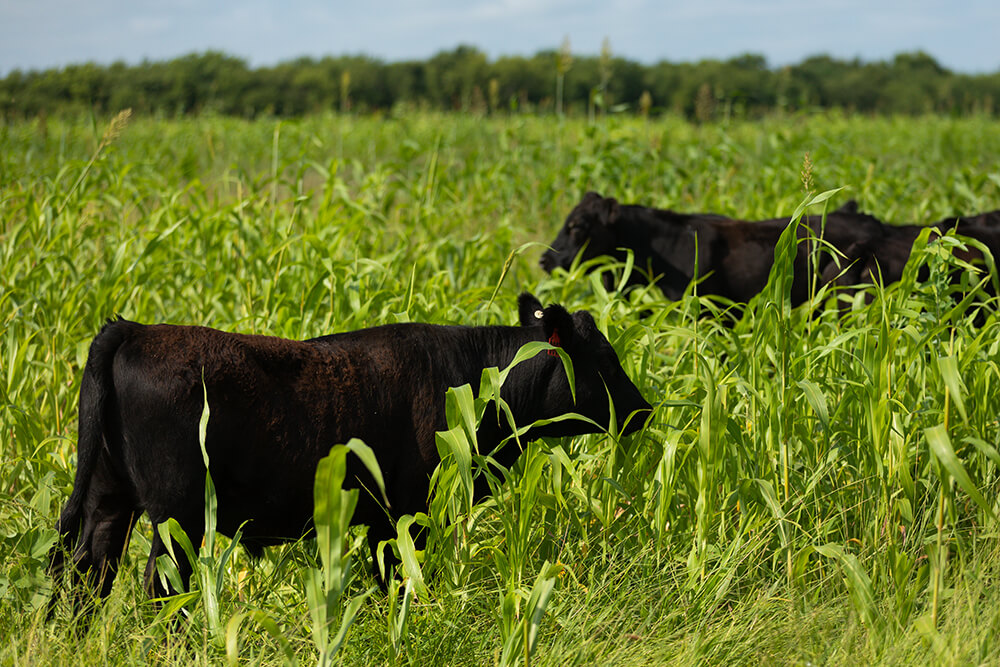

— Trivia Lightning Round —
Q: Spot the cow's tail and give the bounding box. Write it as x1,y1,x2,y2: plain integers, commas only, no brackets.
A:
48,317,133,610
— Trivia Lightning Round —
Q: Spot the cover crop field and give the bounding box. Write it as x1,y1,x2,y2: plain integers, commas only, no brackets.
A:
3,111,1000,664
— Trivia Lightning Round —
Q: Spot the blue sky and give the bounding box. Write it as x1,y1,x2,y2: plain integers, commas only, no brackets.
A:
1,0,998,75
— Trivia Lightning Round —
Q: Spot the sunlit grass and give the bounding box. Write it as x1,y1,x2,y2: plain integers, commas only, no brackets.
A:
3,111,1000,664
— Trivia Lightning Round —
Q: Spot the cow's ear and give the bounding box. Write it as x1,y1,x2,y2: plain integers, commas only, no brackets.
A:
542,304,575,350
598,196,620,228
518,292,545,326
835,199,859,214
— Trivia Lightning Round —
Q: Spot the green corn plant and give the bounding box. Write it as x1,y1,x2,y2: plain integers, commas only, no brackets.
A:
425,339,586,586
924,424,997,628
688,355,726,582
424,383,479,587
498,560,563,667
813,542,884,649
305,438,387,666
381,513,429,603
152,378,243,646
491,443,549,588
385,576,415,665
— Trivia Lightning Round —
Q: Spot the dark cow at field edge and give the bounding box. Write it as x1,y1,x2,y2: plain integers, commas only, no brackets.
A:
821,208,1000,299
49,293,652,608
540,192,885,306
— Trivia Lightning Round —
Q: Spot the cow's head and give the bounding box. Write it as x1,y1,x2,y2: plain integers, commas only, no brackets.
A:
516,293,652,437
540,192,621,274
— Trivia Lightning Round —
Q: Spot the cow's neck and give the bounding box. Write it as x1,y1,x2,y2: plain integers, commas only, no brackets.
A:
457,324,542,377
616,206,698,294
452,324,553,421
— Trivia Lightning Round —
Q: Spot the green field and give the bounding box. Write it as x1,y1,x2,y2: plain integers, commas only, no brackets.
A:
4,111,1000,665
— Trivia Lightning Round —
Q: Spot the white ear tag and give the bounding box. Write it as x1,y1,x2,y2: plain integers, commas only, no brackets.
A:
534,309,544,319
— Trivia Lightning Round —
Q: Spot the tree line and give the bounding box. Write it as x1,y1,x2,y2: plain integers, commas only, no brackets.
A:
2,46,999,120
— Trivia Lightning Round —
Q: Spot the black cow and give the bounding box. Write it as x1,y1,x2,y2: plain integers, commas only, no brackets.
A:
819,225,920,300
49,293,651,607
934,209,1000,228
540,192,886,307
822,212,1000,302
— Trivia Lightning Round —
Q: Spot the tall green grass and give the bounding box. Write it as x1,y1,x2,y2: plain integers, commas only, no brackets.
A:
3,111,1000,664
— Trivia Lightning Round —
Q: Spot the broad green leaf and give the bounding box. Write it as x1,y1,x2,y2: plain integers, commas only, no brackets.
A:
796,379,829,429
925,425,995,521
435,426,474,509
344,438,389,508
157,518,197,582
936,356,968,424
198,374,211,469
329,588,374,656
395,515,429,602
814,543,881,638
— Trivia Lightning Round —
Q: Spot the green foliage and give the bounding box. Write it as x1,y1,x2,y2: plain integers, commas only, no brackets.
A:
4,111,1000,664
3,48,1000,120
304,440,383,665
146,378,245,654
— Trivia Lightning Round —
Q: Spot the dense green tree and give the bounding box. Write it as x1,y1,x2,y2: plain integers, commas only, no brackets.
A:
424,45,489,110
383,61,426,109
491,54,550,111
2,48,998,120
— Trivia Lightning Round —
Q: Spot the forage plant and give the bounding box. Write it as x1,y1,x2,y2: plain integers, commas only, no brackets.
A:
2,109,1000,664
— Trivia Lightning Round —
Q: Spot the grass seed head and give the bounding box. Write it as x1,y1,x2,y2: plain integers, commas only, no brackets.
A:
801,151,814,194
100,108,132,150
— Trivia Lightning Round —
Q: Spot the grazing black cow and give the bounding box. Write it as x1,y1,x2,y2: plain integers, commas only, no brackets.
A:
49,293,652,606
540,192,885,307
934,209,1000,228
822,214,1000,302
819,224,920,300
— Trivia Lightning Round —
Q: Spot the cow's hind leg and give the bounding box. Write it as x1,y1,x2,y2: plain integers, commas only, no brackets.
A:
64,485,139,612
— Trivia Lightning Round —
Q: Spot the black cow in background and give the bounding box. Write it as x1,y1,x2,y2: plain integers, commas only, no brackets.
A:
49,293,652,609
937,209,1000,228
540,191,885,307
821,207,1000,300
